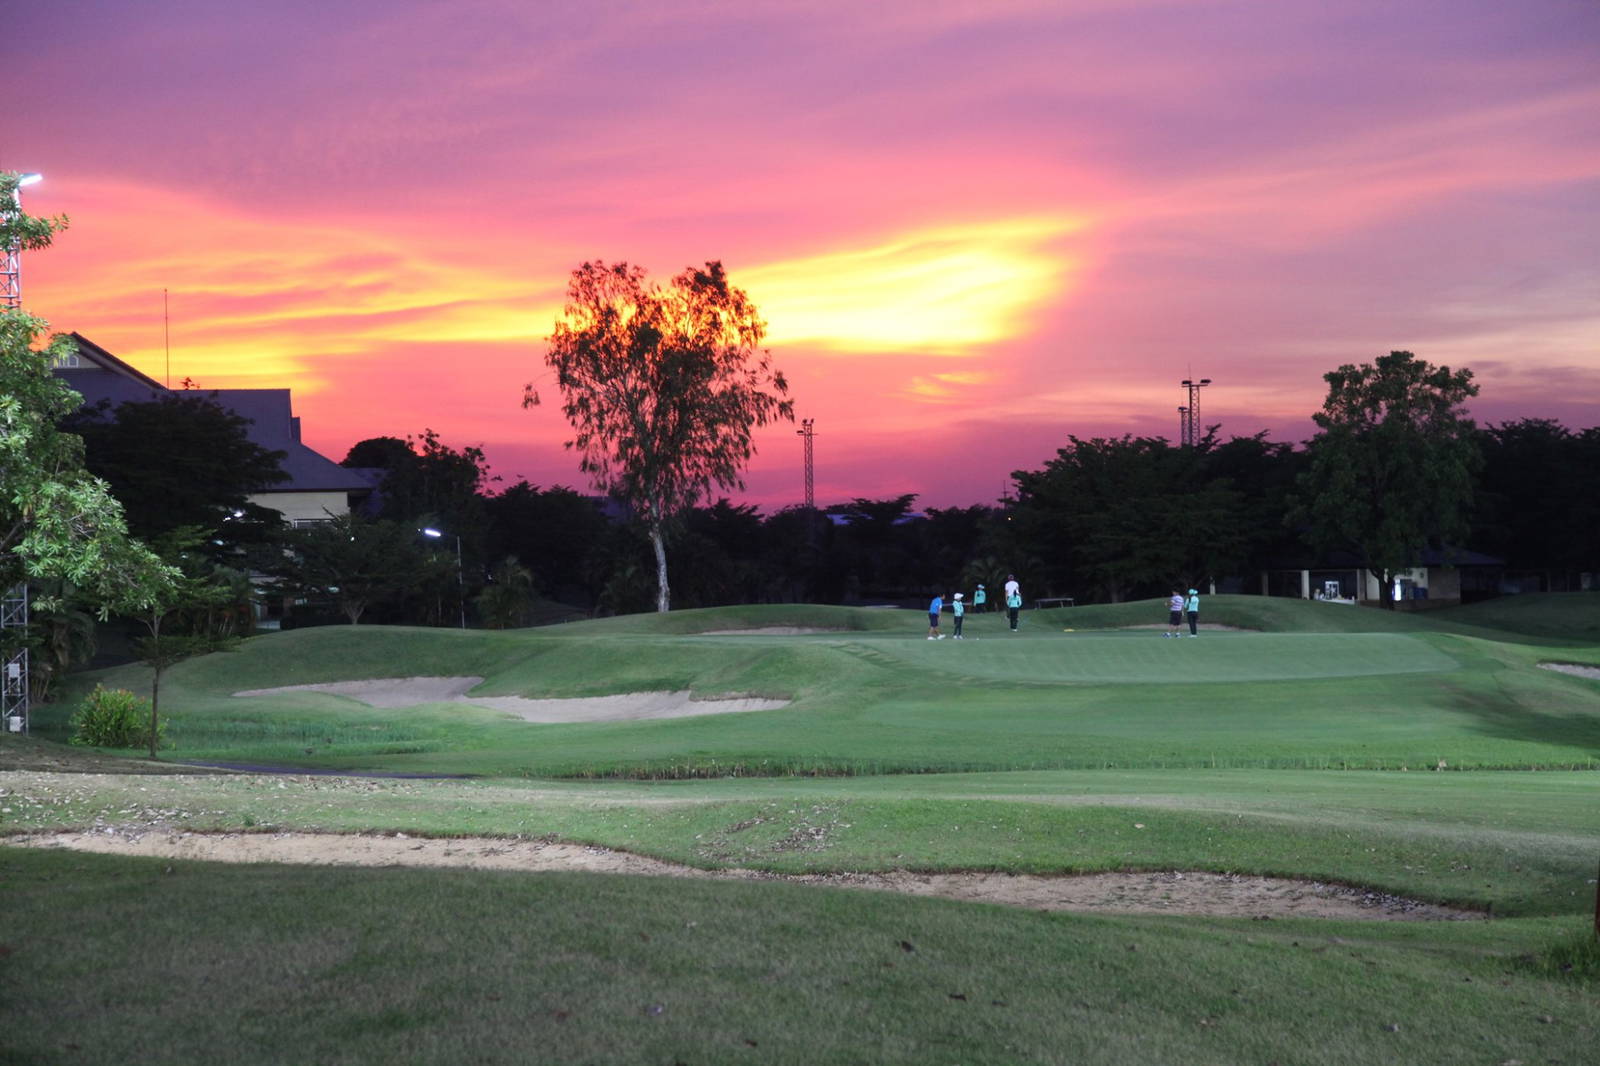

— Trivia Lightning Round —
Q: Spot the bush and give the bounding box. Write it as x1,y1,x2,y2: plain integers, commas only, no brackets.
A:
70,685,163,749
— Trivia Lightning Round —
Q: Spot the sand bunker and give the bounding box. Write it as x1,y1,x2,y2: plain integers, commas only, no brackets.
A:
1540,662,1600,681
233,678,789,722
9,830,1478,920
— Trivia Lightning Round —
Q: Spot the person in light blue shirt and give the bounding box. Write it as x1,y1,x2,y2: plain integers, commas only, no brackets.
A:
952,592,965,639
1004,575,1022,632
928,594,944,640
1185,588,1200,637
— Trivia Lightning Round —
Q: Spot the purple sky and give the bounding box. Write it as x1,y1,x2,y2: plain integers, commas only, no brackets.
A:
7,0,1598,507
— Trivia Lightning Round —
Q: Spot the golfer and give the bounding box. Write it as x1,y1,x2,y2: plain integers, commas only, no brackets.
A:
1165,588,1184,638
928,593,945,640
1004,575,1022,632
973,583,987,613
952,592,965,639
1185,587,1200,637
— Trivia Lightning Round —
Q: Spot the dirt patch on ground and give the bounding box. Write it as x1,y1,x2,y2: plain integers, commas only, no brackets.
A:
697,627,844,635
233,679,789,722
9,830,1480,921
1540,662,1600,681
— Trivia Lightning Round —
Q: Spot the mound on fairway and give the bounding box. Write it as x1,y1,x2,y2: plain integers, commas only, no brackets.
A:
234,677,790,722
866,631,1461,684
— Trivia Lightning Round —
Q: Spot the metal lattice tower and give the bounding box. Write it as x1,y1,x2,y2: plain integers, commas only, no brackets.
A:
0,240,20,307
2,587,27,733
1180,378,1211,447
2,174,41,733
797,419,815,511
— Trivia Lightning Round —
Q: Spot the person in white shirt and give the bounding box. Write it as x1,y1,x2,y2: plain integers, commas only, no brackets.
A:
1004,574,1022,632
1166,589,1185,637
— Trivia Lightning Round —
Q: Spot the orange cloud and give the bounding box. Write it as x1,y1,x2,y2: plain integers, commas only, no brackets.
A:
743,216,1090,354
28,179,566,392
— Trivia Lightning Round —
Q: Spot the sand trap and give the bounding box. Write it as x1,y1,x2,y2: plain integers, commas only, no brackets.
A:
1540,662,1600,681
234,678,789,722
8,830,1479,920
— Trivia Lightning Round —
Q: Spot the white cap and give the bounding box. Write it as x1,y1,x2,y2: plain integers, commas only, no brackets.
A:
954,593,962,600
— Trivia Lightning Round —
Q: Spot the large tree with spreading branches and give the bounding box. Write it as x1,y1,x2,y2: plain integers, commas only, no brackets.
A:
529,260,793,612
1291,350,1480,607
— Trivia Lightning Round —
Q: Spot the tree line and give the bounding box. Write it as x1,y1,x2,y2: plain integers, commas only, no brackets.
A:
7,184,1596,720
55,384,1600,635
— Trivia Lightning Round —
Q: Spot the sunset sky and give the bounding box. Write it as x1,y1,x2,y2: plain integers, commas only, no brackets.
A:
8,0,1598,508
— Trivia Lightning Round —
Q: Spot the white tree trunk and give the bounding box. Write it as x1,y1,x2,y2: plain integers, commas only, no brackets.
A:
650,523,671,612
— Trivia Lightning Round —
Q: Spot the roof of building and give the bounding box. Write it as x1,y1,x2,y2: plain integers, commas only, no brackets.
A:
57,334,370,496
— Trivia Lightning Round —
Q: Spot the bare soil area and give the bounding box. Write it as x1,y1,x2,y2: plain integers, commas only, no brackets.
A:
9,829,1479,921
233,678,789,722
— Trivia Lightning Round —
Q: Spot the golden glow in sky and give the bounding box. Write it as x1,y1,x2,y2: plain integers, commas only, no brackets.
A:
746,216,1088,354
10,0,1600,506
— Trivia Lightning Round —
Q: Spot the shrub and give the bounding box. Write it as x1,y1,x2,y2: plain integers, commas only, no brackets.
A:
70,685,164,749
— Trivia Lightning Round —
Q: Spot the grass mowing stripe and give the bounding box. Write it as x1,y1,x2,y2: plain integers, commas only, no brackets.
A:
7,769,1596,915
3,848,1595,1066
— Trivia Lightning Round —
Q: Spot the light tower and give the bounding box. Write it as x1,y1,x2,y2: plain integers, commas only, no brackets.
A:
0,173,41,310
1180,377,1211,447
796,419,815,511
2,173,42,734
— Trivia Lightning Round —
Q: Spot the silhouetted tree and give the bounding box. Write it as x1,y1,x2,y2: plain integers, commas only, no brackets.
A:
1011,433,1253,602
1291,351,1480,608
531,260,794,612
274,513,431,624
1473,418,1600,580
68,393,288,550
483,482,608,604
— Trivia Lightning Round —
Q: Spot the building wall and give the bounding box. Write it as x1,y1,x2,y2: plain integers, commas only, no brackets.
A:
248,490,350,526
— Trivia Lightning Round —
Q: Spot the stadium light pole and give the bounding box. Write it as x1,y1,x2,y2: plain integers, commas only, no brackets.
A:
422,528,466,629
1,173,43,735
1180,378,1212,447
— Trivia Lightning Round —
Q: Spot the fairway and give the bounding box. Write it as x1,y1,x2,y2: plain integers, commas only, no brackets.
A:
6,593,1599,1065
846,629,1462,683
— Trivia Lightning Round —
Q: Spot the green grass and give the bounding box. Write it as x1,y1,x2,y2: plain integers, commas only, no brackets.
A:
5,766,1596,915
3,848,1597,1066
30,596,1600,776
5,592,1599,1063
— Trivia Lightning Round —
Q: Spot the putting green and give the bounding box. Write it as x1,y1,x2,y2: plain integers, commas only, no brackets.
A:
846,630,1462,684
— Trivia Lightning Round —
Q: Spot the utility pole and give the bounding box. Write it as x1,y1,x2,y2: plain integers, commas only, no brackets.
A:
1,174,42,734
1180,378,1211,447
